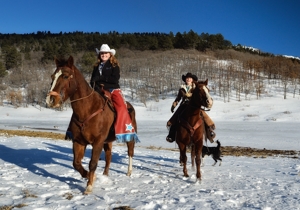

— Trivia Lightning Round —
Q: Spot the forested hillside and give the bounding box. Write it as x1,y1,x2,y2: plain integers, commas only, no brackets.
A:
0,31,299,108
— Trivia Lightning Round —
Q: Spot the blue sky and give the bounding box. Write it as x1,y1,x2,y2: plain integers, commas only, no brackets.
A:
1,0,299,57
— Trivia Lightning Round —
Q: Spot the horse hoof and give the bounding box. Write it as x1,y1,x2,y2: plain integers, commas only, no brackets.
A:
126,171,132,176
84,185,93,194
195,179,202,184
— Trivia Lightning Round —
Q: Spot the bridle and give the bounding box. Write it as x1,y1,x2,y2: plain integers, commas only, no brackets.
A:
47,67,94,105
47,66,108,132
188,83,213,111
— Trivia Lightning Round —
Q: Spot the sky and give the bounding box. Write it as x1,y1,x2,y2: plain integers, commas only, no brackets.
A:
1,0,299,57
0,83,300,209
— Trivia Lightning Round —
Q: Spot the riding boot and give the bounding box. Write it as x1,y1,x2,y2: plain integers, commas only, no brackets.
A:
205,124,216,143
166,124,177,143
65,128,73,140
65,116,73,140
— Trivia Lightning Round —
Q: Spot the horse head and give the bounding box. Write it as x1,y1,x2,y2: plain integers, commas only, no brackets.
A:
46,56,78,108
191,79,213,110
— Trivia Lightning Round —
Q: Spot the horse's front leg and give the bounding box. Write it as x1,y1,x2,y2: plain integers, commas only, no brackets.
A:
85,141,104,194
194,141,203,182
190,143,195,170
73,142,88,178
126,141,135,176
103,142,112,176
178,142,188,177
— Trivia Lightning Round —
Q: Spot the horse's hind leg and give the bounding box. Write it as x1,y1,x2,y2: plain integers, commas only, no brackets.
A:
103,142,112,176
73,142,88,178
126,141,135,176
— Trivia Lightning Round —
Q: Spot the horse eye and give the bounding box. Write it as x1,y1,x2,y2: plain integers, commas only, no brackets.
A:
63,75,69,79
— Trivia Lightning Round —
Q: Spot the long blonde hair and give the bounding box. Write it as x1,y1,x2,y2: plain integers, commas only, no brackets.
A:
95,53,120,67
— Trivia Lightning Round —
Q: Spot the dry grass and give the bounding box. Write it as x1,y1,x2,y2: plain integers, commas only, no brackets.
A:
22,189,38,198
0,206,13,210
0,203,27,210
63,192,74,200
0,129,299,158
0,129,65,140
146,144,299,158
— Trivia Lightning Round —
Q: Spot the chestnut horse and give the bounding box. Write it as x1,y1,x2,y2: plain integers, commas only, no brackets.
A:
176,79,213,182
46,56,138,194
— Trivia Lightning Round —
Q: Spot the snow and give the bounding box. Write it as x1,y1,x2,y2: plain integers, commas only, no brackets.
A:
0,92,300,209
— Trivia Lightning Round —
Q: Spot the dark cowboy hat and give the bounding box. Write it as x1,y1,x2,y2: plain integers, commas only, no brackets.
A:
182,72,198,82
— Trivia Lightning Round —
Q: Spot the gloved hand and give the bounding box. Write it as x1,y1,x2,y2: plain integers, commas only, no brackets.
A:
171,105,175,113
171,101,177,113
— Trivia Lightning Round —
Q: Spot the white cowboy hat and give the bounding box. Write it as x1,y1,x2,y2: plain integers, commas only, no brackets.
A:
95,44,116,56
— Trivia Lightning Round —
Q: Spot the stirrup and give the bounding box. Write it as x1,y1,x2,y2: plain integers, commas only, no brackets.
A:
166,136,175,143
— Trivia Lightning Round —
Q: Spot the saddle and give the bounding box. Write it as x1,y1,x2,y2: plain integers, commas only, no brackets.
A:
99,84,134,114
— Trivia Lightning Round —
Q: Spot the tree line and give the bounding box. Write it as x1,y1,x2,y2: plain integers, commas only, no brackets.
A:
0,31,299,108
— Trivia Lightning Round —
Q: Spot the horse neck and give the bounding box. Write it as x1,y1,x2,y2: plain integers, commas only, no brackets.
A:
187,102,201,115
188,95,203,115
69,69,100,114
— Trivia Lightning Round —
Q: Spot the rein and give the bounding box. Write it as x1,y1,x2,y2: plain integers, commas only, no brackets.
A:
68,75,109,131
189,103,210,112
69,89,94,103
179,116,203,137
72,97,109,131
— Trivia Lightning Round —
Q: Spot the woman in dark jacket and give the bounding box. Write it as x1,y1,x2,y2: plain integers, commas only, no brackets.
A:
90,44,139,143
90,46,119,92
166,72,216,143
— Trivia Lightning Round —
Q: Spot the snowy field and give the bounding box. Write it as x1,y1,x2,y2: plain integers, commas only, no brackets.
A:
0,92,300,209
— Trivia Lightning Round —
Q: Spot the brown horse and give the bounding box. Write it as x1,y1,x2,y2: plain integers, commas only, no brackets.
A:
46,56,137,194
176,79,213,182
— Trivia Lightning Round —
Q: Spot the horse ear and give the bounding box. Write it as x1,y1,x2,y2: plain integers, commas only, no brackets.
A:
54,57,59,67
204,79,208,85
67,56,74,67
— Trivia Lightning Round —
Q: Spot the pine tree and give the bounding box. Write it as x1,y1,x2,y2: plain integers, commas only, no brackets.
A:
0,61,7,77
4,46,21,70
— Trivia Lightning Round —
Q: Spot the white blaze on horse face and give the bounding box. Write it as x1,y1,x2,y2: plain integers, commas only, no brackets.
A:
203,86,213,108
46,70,62,105
50,70,62,92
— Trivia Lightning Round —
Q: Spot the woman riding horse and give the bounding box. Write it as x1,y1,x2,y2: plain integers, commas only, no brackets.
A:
46,54,139,194
90,44,139,143
166,72,216,143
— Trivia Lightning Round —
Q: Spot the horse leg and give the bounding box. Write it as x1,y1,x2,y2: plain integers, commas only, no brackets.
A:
194,141,203,182
191,143,195,170
179,153,183,166
103,142,112,176
178,143,188,177
126,141,135,176
127,104,136,176
85,141,104,194
73,142,88,178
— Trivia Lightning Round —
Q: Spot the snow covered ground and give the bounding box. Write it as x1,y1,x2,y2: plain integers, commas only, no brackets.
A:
0,92,300,209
